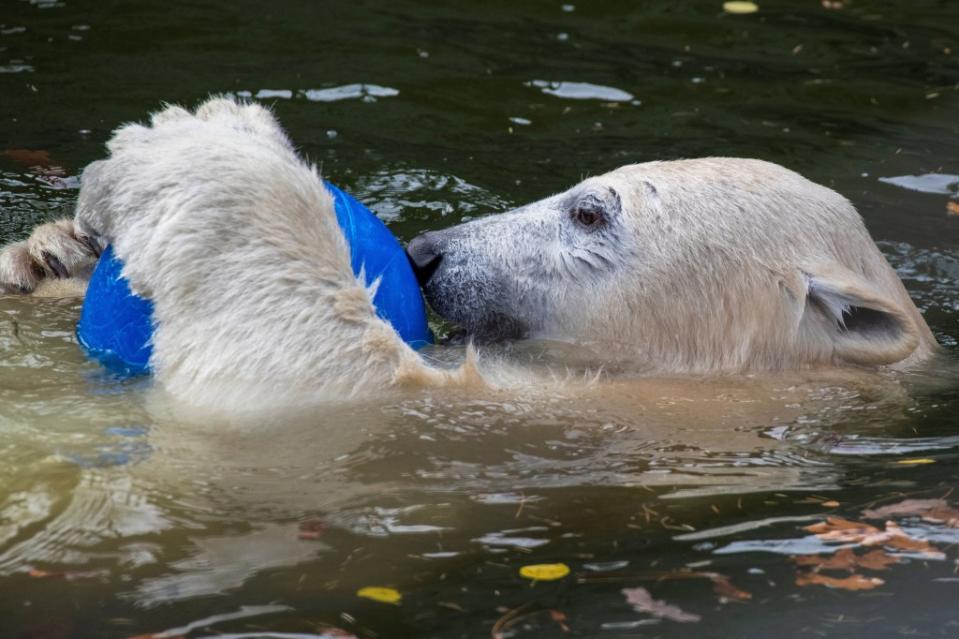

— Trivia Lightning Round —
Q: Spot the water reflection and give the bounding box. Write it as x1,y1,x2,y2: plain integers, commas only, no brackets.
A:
879,173,959,196
229,85,402,104
301,85,400,103
526,80,635,102
0,64,33,73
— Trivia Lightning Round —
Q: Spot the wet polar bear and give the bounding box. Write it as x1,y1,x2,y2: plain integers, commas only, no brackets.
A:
0,97,938,411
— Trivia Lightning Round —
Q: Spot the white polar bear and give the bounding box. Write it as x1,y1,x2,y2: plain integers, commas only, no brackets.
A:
0,97,938,411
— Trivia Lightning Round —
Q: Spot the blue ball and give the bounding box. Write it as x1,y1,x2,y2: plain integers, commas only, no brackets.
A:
76,244,154,376
77,182,432,376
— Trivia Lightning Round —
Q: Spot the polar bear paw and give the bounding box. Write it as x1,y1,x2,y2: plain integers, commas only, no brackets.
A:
0,219,102,294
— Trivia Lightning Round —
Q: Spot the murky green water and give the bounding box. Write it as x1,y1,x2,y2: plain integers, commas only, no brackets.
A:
1,0,958,637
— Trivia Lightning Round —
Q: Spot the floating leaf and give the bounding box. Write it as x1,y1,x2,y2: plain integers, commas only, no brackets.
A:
28,569,54,579
896,458,936,465
793,548,899,572
863,499,959,527
821,500,840,508
622,587,701,623
679,571,752,601
877,522,944,556
723,1,759,14
854,549,901,570
805,517,880,543
948,201,959,216
549,610,570,632
710,574,752,601
519,563,570,581
356,586,402,604
805,516,943,558
795,572,884,590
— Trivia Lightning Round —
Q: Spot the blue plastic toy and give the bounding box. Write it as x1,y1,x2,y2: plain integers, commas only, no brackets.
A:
77,182,432,375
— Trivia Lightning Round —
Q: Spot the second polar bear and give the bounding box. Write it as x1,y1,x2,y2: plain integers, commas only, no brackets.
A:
0,98,938,410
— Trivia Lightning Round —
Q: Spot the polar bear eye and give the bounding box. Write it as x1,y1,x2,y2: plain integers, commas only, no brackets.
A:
572,204,604,229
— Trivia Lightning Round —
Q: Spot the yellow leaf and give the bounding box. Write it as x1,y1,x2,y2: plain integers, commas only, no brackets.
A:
356,586,402,604
822,500,840,508
896,458,936,465
519,563,570,581
723,1,759,14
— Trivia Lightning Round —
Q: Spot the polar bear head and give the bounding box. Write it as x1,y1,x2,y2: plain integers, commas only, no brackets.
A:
407,158,935,372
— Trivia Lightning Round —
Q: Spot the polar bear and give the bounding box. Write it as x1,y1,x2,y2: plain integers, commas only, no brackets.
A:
0,97,938,411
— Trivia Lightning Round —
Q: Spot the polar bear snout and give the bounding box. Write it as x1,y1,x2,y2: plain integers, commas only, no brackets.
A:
406,231,444,287
409,214,539,343
409,180,630,344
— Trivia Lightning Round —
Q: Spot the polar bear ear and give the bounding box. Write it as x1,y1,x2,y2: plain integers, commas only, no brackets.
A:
800,264,920,366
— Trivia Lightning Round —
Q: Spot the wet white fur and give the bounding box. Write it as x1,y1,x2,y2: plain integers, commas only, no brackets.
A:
503,161,937,372
38,99,473,409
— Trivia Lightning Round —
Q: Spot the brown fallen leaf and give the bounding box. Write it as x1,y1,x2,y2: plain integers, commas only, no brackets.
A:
948,201,959,216
793,548,852,569
873,521,943,556
805,517,943,558
805,517,881,542
864,498,947,519
796,572,884,590
549,610,570,632
709,574,752,601
792,548,899,571
622,587,701,623
855,549,901,570
28,568,54,578
863,498,959,527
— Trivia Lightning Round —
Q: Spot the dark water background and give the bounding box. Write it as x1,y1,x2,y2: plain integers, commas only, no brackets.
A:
0,0,958,637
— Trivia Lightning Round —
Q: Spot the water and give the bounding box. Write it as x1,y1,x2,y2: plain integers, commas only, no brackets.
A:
1,0,958,637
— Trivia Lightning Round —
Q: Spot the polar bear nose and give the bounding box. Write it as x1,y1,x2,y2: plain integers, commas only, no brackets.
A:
406,231,444,286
